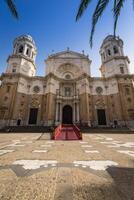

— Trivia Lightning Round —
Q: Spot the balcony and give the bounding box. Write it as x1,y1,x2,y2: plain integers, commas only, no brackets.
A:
56,94,79,100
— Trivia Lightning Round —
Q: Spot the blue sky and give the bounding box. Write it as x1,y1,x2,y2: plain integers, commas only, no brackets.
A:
0,0,134,76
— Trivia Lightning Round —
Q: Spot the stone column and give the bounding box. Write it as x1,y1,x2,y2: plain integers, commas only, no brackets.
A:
73,102,75,123
60,103,62,123
75,103,77,122
55,102,58,122
24,44,27,55
57,103,60,122
77,103,80,122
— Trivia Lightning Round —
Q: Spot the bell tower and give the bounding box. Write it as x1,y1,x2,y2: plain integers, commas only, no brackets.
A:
6,35,37,76
99,35,130,77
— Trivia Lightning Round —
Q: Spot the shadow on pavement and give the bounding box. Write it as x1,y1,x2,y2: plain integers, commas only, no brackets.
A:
106,166,134,200
55,166,134,200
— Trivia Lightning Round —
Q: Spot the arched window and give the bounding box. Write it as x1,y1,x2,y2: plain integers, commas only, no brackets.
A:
120,66,124,74
113,46,118,54
107,49,111,56
26,48,30,56
12,68,16,73
18,45,24,53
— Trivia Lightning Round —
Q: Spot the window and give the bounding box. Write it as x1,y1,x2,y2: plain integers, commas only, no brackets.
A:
18,45,24,53
12,68,16,73
107,49,111,56
65,74,71,79
113,46,118,54
120,66,124,74
26,48,30,56
19,45,24,53
65,87,71,96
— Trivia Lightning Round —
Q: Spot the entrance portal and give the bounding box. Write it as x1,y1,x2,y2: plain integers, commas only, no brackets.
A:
97,109,107,125
62,105,72,124
28,108,38,125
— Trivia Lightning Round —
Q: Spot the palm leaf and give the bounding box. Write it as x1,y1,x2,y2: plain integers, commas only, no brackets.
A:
133,0,134,9
5,0,18,19
90,0,110,47
114,0,125,36
76,0,92,21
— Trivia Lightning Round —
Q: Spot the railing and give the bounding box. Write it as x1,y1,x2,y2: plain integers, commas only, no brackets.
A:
54,123,82,140
73,124,82,140
54,124,62,139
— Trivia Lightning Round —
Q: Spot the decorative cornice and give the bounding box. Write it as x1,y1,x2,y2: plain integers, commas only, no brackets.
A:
7,54,36,69
102,56,130,64
45,50,90,61
1,72,133,83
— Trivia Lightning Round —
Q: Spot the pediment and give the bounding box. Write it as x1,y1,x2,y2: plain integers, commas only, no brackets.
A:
48,50,88,59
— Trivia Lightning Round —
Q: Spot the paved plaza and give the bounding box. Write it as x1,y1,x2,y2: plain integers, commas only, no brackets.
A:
0,132,134,200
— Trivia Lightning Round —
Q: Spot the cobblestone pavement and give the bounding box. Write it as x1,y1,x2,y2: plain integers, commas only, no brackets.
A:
0,133,134,200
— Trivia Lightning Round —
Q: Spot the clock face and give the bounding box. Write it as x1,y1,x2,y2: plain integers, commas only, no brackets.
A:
33,85,40,93
96,86,103,94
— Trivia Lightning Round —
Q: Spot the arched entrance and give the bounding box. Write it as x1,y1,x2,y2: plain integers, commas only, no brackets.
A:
62,105,73,124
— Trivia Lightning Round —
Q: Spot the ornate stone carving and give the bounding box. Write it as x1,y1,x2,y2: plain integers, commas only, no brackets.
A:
95,98,105,109
31,98,40,108
33,86,40,93
96,87,103,94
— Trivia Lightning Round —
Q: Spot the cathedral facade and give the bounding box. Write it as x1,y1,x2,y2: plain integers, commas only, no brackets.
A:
0,35,134,128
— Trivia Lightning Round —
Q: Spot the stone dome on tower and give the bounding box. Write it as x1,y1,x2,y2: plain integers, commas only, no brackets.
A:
13,34,36,46
100,35,123,50
6,34,37,77
102,35,123,43
12,34,37,63
99,35,130,77
99,35,125,64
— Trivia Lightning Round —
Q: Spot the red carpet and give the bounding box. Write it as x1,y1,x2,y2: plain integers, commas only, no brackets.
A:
54,124,82,140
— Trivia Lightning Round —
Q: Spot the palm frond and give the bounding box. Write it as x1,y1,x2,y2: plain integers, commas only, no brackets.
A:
5,0,18,19
76,0,92,21
132,0,134,10
90,0,110,47
114,0,125,36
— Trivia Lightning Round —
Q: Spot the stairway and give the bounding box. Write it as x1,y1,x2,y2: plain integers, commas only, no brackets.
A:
54,124,82,140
